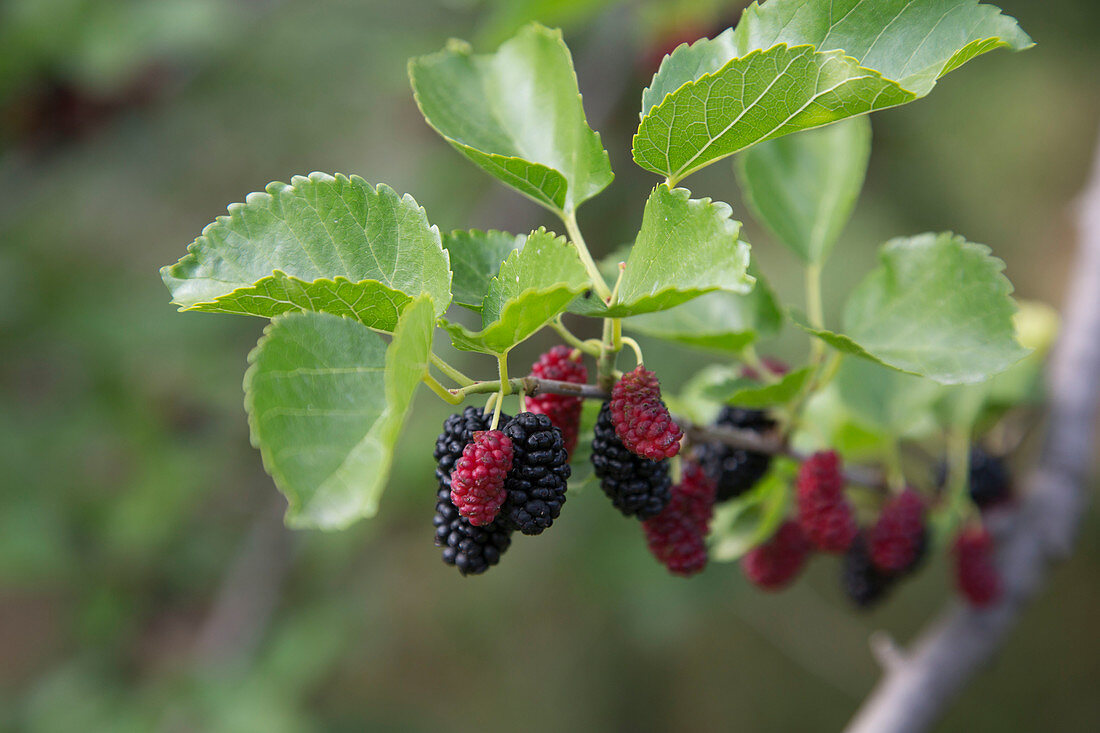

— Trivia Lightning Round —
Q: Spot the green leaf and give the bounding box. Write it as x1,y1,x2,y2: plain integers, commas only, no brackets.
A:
710,461,793,562
798,233,1029,384
441,228,590,353
796,387,897,462
703,366,814,408
573,185,753,318
442,229,525,312
736,116,870,263
934,299,1059,431
161,173,452,332
624,268,782,353
409,24,613,214
832,357,940,439
634,0,1031,181
244,297,434,529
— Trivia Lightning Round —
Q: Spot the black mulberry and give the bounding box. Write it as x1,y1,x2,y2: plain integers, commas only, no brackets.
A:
500,412,570,535
433,407,513,575
591,401,672,519
695,407,774,502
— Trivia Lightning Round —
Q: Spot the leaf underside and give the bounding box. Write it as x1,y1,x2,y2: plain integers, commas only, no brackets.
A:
442,229,525,312
797,232,1029,384
634,0,1031,181
244,297,434,530
624,268,783,353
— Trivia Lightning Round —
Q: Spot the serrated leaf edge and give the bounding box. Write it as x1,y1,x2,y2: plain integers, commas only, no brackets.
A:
160,172,452,315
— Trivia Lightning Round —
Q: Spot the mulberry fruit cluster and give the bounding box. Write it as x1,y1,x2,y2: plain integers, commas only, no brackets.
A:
591,401,672,519
433,407,515,576
642,462,716,576
966,446,1012,509
609,365,682,460
432,404,570,575
526,345,587,456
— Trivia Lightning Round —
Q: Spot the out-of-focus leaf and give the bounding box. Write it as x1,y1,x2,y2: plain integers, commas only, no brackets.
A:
736,116,870,263
797,233,1029,384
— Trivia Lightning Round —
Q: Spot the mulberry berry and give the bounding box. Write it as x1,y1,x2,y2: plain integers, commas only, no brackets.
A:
433,487,513,575
796,450,857,553
610,365,682,460
591,402,672,519
695,407,775,502
642,462,716,576
935,446,1012,509
953,525,1001,608
742,521,811,591
842,534,894,608
450,430,513,526
500,412,571,535
527,346,587,456
433,407,514,575
968,447,1012,509
869,489,927,575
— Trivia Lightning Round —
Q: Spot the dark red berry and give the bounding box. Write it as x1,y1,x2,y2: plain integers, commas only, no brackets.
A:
527,345,587,456
610,365,682,461
450,430,513,526
796,450,857,553
953,525,1001,608
742,521,811,591
642,462,715,577
869,489,927,575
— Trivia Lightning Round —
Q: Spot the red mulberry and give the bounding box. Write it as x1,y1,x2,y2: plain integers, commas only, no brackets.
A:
527,346,587,456
953,525,1001,608
869,489,927,575
450,430,513,526
742,521,811,591
796,450,857,553
610,365,682,460
642,462,716,576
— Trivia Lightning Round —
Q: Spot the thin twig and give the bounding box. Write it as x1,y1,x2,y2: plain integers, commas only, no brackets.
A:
845,122,1100,733
679,417,888,490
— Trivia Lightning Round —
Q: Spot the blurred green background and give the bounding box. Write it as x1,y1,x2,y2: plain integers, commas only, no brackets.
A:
1,0,1098,730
